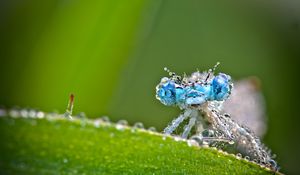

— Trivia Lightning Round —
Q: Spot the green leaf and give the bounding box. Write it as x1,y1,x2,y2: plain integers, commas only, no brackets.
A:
0,116,277,174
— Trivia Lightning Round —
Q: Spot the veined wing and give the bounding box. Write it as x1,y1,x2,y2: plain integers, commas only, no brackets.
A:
222,77,267,137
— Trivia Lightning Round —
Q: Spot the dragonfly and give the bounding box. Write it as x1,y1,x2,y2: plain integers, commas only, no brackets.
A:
155,63,278,170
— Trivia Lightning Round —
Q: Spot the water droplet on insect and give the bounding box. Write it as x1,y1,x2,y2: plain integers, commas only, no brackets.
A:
202,129,214,137
160,77,169,83
224,113,230,118
211,142,217,148
147,126,157,132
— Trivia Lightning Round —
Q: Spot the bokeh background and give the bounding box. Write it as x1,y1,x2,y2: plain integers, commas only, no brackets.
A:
0,0,299,174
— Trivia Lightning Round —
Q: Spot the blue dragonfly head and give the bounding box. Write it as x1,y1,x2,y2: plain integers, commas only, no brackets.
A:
156,65,233,108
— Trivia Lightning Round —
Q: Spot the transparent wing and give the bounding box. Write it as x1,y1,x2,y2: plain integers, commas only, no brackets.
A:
222,77,267,137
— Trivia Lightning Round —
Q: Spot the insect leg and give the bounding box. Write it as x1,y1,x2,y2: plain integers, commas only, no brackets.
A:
181,117,196,139
163,109,192,135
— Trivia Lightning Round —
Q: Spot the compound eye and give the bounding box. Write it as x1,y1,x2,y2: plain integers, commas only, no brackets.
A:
212,73,232,101
156,81,176,106
165,89,172,97
213,73,230,85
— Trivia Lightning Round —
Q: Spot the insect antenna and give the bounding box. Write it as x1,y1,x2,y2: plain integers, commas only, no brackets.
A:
205,62,220,83
164,67,181,83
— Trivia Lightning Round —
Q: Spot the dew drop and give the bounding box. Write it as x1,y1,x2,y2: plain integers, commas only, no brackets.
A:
116,120,128,131
147,126,157,132
20,109,28,118
117,120,128,126
76,112,87,119
9,108,20,118
268,159,277,168
93,119,102,128
36,111,45,119
236,153,242,158
187,139,199,147
173,136,181,142
245,156,250,161
28,109,37,118
133,122,144,129
131,122,144,133
100,116,110,123
190,135,203,145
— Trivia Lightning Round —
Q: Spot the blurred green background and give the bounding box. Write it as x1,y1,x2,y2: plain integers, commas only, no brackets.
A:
0,0,299,174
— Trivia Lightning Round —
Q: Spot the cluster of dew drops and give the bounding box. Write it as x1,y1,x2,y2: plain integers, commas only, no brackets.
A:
0,105,272,170
0,106,157,134
0,107,262,167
